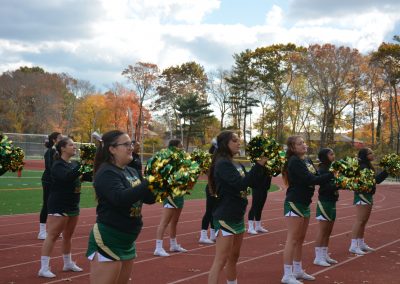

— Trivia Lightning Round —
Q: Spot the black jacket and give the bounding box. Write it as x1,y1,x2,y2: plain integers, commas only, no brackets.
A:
212,158,265,222
317,164,339,202
285,156,333,205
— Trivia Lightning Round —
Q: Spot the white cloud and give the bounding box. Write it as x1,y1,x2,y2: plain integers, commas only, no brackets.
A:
265,5,283,27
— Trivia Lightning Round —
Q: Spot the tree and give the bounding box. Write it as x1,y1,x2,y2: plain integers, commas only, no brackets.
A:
300,44,363,147
226,49,255,142
371,40,400,152
122,62,159,142
176,93,214,150
250,43,304,142
156,61,208,141
207,68,231,130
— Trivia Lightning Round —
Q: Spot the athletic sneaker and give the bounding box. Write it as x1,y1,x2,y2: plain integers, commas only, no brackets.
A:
326,255,338,264
293,270,315,281
349,247,366,255
313,258,331,267
37,231,47,240
360,244,375,252
154,248,170,257
247,228,258,235
63,262,83,272
170,244,188,252
256,226,269,233
38,267,56,278
281,275,302,284
198,237,214,244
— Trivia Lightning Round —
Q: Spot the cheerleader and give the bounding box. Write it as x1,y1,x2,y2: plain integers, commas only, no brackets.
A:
208,130,268,284
38,137,83,278
281,136,333,284
86,130,155,284
349,148,388,255
314,148,339,266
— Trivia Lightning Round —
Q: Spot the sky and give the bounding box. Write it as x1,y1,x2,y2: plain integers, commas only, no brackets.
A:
1,0,399,90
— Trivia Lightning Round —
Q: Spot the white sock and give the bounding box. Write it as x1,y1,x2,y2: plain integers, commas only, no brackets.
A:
63,253,72,265
170,238,177,247
283,264,293,277
156,239,163,250
200,230,208,239
351,239,358,248
227,279,237,284
293,261,302,274
40,256,50,270
315,247,322,259
255,221,261,229
39,223,46,232
358,238,365,247
321,247,328,259
210,229,216,239
248,220,254,230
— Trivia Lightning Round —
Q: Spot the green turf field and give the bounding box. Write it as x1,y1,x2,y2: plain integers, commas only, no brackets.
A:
0,170,278,216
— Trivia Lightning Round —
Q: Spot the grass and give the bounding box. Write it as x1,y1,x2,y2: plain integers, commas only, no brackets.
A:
0,170,278,216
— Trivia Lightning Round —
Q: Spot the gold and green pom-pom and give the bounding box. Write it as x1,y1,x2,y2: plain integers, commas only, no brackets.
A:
0,134,25,175
144,147,201,202
190,149,212,174
246,135,286,176
380,153,400,176
330,157,375,193
79,144,96,180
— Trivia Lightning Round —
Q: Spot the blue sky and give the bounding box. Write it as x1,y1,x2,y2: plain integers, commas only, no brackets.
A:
0,0,399,90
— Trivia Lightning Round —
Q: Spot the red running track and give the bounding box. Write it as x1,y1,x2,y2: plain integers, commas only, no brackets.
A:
0,177,400,283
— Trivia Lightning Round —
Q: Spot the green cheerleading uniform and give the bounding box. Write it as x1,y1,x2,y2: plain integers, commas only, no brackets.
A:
163,195,184,209
86,163,155,261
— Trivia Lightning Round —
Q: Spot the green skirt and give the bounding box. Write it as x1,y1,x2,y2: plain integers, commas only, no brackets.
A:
86,223,141,261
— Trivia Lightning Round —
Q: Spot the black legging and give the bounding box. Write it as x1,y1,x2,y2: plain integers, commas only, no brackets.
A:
39,181,51,223
201,185,218,230
248,187,268,221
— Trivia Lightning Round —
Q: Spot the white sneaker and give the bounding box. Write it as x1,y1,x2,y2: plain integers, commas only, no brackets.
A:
281,275,302,284
313,258,331,267
247,228,258,235
360,244,375,252
349,247,366,255
63,262,83,272
256,226,269,233
38,267,56,278
199,237,214,244
170,244,188,252
326,255,338,264
294,270,315,281
37,231,47,240
154,248,170,257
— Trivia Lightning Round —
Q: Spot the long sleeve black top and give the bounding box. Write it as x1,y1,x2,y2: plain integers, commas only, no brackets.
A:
285,156,333,205
317,164,339,202
41,148,56,183
212,158,266,222
127,152,143,179
48,159,81,213
94,163,155,234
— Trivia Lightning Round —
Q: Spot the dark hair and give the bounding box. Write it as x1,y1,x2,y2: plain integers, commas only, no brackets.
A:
208,130,236,195
209,144,217,155
318,148,334,169
45,132,61,148
358,147,374,171
54,137,71,160
93,130,125,173
282,135,303,186
168,139,182,148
